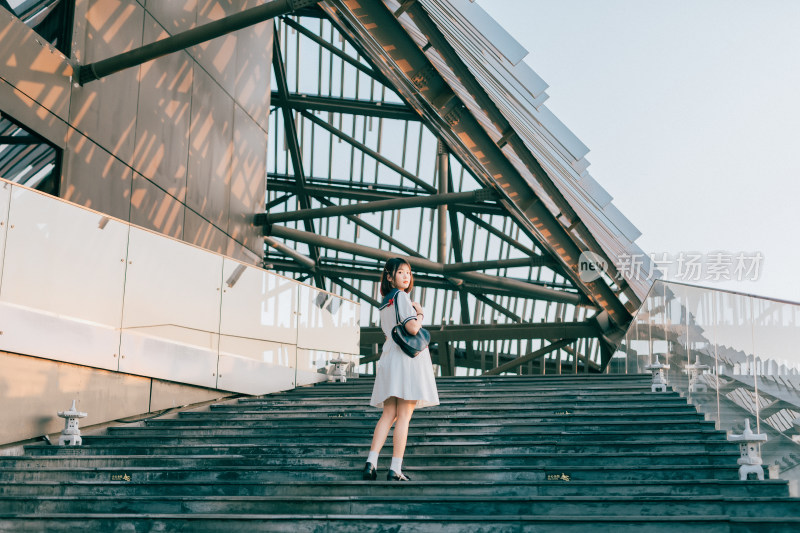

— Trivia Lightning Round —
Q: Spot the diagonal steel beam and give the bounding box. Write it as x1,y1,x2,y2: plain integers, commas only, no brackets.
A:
0,135,38,145
264,258,576,293
360,321,598,344
272,28,326,289
265,193,292,211
483,339,575,376
312,196,421,258
257,189,494,226
78,0,318,84
264,236,316,269
270,225,584,304
271,92,419,121
279,16,391,86
441,257,553,274
326,276,381,308
267,173,503,214
299,110,435,192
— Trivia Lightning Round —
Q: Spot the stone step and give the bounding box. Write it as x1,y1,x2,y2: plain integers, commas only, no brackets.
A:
253,387,665,399
303,375,650,384
171,408,700,422
137,419,718,433
231,400,689,411
138,409,706,421
222,392,680,405
136,419,714,433
89,426,724,442
2,494,798,518
0,479,787,499
62,433,736,449
79,432,733,450
276,385,658,394
298,385,658,393
24,440,735,456
1,371,792,532
204,402,693,414
102,425,734,442
12,443,739,470
230,400,694,411
0,463,758,482
11,514,799,533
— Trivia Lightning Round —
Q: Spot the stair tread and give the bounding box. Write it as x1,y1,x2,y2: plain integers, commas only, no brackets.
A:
1,373,793,529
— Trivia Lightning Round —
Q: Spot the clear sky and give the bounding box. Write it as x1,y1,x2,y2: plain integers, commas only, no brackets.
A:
479,0,800,303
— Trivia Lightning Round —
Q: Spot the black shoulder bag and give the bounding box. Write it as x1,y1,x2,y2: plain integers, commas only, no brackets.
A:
390,291,430,358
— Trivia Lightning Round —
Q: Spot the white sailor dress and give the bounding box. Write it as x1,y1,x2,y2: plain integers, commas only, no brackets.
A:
369,289,440,408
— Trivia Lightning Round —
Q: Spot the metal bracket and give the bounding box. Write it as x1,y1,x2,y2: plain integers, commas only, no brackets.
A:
394,0,418,17
411,64,437,90
288,0,321,10
496,127,516,148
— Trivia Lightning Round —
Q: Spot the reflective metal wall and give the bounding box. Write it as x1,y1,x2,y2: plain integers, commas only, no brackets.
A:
0,0,270,265
610,280,800,480
0,178,360,395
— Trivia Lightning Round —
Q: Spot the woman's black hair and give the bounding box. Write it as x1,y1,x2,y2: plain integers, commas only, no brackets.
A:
380,257,414,296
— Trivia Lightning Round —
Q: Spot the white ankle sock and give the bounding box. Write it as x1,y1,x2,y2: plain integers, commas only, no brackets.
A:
367,450,379,467
390,457,403,473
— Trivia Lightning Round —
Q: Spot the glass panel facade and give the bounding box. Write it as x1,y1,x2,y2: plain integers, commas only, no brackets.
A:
611,280,800,480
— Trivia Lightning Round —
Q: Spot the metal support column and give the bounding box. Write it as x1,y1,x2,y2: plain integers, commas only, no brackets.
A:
437,140,448,264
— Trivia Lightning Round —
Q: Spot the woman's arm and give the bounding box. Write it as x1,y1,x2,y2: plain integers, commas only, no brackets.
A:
404,301,424,335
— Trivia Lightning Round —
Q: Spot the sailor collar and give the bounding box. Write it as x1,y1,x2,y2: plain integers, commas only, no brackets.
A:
379,288,402,310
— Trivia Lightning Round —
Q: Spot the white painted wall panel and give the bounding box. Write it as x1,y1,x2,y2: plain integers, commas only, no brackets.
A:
0,181,9,291
118,331,218,389
1,184,128,329
121,226,224,344
217,342,296,394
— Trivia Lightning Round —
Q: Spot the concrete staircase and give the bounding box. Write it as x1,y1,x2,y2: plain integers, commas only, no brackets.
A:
1,374,798,532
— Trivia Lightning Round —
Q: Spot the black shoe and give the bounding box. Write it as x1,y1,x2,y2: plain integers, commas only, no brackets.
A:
387,469,410,481
362,462,377,481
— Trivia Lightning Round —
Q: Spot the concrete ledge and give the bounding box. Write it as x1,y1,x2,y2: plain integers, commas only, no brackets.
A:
0,351,234,447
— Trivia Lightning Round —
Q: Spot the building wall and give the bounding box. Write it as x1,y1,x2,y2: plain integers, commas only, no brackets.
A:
0,351,229,446
0,0,271,263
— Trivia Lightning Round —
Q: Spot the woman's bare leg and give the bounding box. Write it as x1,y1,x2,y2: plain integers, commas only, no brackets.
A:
369,397,397,454
391,399,417,460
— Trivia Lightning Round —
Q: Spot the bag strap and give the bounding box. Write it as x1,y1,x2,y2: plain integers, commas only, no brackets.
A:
391,289,402,325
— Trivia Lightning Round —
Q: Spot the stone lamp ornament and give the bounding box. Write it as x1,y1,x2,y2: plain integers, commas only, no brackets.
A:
57,400,88,446
328,358,348,383
685,355,711,393
645,355,670,392
728,419,768,480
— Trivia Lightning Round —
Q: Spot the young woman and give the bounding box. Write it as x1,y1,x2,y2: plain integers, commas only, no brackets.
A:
363,257,439,482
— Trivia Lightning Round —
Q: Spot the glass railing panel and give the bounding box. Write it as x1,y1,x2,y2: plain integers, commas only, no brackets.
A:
612,279,800,480
296,284,361,385
0,182,128,370
0,177,361,396
296,284,361,354
752,297,800,477
217,258,300,393
119,226,223,389
296,348,361,386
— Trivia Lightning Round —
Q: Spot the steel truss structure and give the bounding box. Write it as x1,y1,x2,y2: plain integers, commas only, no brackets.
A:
16,0,658,376
260,3,650,376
